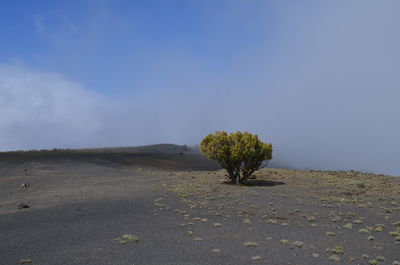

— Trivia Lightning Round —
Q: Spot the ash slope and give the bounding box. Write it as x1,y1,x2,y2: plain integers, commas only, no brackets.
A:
0,145,399,265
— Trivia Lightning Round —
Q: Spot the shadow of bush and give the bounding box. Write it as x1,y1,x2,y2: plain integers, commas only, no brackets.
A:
222,179,285,187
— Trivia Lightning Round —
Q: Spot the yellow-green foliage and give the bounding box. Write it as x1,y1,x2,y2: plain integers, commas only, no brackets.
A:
114,234,140,244
200,131,272,184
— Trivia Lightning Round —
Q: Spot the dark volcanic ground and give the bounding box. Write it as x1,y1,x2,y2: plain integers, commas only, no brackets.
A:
0,145,399,265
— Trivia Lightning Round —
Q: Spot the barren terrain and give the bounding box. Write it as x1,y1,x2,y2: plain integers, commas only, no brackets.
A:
0,145,399,265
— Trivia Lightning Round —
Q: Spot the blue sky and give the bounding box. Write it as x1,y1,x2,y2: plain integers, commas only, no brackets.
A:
1,1,400,175
0,1,282,96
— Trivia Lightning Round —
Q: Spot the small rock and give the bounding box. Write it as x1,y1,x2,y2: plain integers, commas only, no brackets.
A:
292,241,304,248
20,183,29,188
18,202,30,209
307,217,316,222
329,255,341,262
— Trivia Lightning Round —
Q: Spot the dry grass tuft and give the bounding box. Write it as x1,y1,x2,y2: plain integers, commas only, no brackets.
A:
244,241,257,247
114,234,140,244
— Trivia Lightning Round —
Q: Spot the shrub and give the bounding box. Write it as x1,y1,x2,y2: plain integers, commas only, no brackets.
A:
200,131,272,184
356,182,366,188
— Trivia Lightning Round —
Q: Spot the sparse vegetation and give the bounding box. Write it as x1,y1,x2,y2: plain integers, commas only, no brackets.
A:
329,255,341,262
244,241,257,247
279,239,289,245
2,145,400,265
19,259,32,264
356,182,366,188
200,131,272,184
114,234,140,244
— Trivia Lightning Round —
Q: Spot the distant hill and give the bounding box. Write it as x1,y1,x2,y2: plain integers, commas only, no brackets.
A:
0,144,218,171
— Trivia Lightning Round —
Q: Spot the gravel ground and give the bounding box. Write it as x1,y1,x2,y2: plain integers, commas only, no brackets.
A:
0,147,399,265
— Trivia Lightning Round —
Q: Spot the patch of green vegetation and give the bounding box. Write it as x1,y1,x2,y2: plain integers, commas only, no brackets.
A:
279,239,289,245
374,224,384,232
213,223,223,227
325,232,336,236
368,260,377,265
114,234,140,244
244,241,257,247
243,218,252,224
356,182,366,188
330,246,344,254
307,216,316,222
312,253,320,258
389,231,400,236
19,259,32,264
211,248,220,253
331,216,342,222
359,228,370,234
343,223,353,229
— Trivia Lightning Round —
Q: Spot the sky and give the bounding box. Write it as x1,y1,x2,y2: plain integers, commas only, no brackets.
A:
0,0,399,176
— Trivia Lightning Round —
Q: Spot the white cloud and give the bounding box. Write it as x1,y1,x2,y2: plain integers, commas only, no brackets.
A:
0,65,105,150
